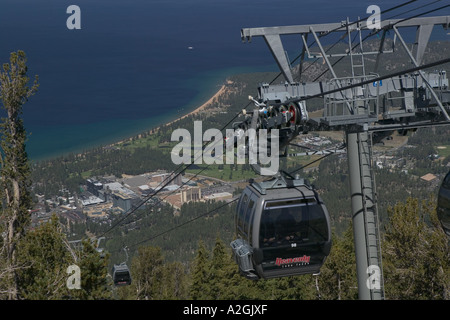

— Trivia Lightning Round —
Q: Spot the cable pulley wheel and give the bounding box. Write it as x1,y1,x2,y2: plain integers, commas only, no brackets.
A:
288,103,299,126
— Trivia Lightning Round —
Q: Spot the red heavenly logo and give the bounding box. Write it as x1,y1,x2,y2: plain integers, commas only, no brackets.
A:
275,255,310,266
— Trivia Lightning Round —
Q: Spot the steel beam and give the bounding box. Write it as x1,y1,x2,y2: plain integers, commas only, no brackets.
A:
241,16,450,41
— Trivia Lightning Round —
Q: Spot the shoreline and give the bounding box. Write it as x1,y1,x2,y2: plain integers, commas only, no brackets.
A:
164,79,233,128
29,78,236,163
29,79,234,163
93,80,233,151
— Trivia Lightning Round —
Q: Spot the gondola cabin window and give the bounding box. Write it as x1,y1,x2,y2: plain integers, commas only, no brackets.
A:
244,199,255,241
237,193,249,237
259,198,328,248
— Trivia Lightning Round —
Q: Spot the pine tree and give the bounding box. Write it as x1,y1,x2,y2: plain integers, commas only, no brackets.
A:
16,215,74,299
383,197,449,299
129,246,165,300
190,241,211,299
70,239,113,300
209,237,228,299
317,226,358,300
0,50,38,299
160,261,189,299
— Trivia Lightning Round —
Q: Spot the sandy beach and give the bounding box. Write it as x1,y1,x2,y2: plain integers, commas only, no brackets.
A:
165,80,232,127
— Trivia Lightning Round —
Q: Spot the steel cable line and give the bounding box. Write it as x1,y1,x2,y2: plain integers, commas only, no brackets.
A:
99,109,242,237
119,117,351,247
102,0,428,235
126,198,239,250
103,1,447,250
115,163,218,229
284,56,450,106
99,140,206,235
120,140,347,250
115,128,249,231
286,1,450,99
257,1,430,98
103,98,258,236
102,62,293,235
391,3,450,26
272,0,421,84
309,0,447,82
99,53,450,245
102,62,321,244
99,44,316,236
101,95,266,235
96,0,447,243
288,144,347,176
101,46,450,245
385,0,443,20
102,51,308,236
117,142,342,250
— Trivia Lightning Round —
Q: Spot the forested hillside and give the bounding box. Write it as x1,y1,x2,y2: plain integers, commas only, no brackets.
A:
3,41,449,300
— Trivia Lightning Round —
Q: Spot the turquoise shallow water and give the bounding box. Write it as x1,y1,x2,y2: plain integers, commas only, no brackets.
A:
2,0,441,161
25,65,270,161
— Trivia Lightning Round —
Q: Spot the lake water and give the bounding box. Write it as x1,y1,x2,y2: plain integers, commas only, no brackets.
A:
0,0,447,160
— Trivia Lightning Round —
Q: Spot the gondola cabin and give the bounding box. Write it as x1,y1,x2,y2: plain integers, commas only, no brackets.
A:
231,174,332,280
112,264,132,286
437,171,450,237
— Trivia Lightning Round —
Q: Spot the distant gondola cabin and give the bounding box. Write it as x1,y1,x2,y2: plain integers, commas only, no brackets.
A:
112,264,132,286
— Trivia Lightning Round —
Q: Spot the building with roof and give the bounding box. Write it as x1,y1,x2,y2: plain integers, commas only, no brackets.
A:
104,182,137,197
112,191,133,212
86,178,103,196
80,195,104,207
181,187,202,203
204,192,233,202
152,171,182,186
420,173,437,182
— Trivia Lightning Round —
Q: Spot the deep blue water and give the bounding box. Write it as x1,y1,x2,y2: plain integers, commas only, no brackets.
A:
0,0,448,160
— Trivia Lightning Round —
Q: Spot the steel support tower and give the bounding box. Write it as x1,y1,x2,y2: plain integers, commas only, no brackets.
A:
236,15,450,299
